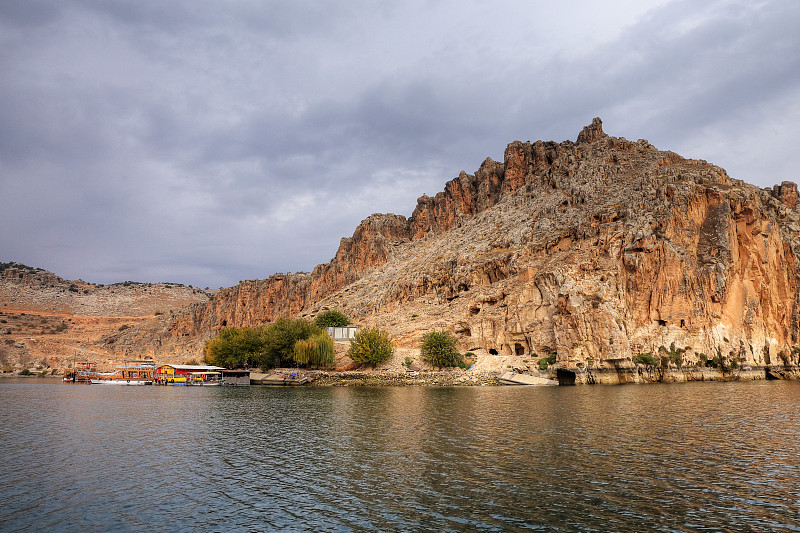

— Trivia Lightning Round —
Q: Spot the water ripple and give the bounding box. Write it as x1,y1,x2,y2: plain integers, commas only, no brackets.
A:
1,380,800,531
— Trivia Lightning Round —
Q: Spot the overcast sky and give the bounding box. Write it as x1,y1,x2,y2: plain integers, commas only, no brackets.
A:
2,0,799,288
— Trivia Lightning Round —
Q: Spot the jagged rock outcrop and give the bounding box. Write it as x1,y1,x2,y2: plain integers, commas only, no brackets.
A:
109,119,800,382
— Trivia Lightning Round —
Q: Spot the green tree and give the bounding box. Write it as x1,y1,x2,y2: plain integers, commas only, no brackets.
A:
314,309,350,328
421,330,463,368
347,327,394,366
258,318,322,370
204,327,265,369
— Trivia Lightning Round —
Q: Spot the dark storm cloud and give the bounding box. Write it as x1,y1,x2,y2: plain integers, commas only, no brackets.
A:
1,0,798,288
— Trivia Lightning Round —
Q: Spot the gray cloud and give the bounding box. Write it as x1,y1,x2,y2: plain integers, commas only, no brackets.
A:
1,0,798,288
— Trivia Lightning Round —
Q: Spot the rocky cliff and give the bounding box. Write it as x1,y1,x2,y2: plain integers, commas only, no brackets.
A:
107,119,800,382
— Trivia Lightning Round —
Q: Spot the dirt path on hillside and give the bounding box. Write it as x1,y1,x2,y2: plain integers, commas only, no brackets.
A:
0,308,155,319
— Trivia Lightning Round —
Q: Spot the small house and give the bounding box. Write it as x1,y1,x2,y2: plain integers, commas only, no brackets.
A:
327,326,357,341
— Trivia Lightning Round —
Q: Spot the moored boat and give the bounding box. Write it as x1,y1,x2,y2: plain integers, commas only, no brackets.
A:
154,364,226,385
89,360,155,385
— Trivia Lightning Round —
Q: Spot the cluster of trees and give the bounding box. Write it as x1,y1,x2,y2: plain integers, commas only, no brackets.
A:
205,310,478,371
204,310,349,371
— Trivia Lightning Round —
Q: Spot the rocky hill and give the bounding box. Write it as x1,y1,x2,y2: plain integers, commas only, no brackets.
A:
0,263,212,371
49,120,800,382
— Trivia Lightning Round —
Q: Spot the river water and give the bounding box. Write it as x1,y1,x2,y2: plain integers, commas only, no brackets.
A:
1,379,799,532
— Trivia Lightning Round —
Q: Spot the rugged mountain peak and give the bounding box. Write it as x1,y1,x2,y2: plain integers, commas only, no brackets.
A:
772,181,799,208
105,121,800,382
576,117,607,144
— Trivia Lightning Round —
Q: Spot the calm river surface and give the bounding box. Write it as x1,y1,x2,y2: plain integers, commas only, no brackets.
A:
1,379,799,532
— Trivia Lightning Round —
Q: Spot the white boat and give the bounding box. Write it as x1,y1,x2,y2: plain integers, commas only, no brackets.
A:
89,360,155,385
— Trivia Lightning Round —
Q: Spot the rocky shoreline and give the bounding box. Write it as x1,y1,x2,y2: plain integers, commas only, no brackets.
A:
255,364,800,386
564,364,800,385
4,364,799,386
254,368,504,387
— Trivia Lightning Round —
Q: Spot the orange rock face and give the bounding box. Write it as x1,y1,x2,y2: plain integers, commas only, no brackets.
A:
115,119,800,375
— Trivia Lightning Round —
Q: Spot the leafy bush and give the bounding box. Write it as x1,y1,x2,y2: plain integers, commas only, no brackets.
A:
421,330,463,368
347,327,395,366
19,369,31,376
660,342,685,368
314,310,350,328
538,352,557,371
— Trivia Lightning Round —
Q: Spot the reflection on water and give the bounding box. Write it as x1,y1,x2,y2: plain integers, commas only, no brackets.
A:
1,380,799,531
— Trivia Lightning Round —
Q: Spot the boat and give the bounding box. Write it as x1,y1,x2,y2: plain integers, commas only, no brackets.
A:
154,364,227,385
63,360,95,383
90,360,155,385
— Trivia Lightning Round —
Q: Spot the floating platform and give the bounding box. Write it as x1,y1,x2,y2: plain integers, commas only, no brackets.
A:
254,372,311,386
497,371,559,386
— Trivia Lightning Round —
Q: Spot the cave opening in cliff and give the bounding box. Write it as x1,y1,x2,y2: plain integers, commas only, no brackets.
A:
556,369,576,385
221,320,227,327
489,348,499,355
515,343,525,356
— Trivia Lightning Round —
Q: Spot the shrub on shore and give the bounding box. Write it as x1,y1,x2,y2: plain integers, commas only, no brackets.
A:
347,327,394,366
204,326,266,369
633,352,659,368
421,330,463,368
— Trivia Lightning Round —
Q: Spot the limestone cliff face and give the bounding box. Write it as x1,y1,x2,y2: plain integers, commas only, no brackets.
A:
163,213,412,344
113,119,800,377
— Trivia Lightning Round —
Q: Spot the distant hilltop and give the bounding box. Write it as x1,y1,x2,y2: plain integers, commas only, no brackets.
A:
5,119,800,384
0,262,212,372
0,261,210,317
